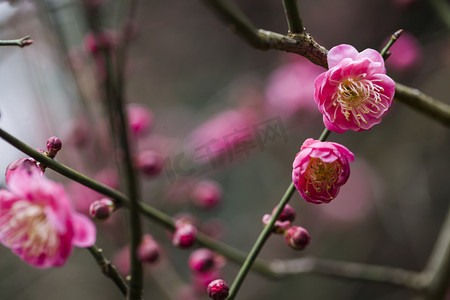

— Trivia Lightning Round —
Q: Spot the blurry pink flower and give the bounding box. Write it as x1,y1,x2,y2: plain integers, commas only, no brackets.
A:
265,58,323,117
127,104,153,136
0,170,96,268
68,168,119,214
292,138,354,204
385,32,422,72
112,245,130,276
135,150,164,177
188,248,225,274
137,234,160,264
191,180,222,209
189,108,259,164
172,220,197,249
5,158,42,186
314,44,395,133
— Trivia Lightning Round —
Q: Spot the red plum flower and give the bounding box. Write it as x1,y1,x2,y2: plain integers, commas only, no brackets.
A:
292,138,354,204
0,169,96,268
314,44,395,133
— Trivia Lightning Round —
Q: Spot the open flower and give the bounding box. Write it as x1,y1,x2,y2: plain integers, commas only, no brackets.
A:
292,138,354,204
0,169,96,268
314,44,395,133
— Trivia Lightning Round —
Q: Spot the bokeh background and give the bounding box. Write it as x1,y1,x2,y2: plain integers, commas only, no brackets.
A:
0,0,449,299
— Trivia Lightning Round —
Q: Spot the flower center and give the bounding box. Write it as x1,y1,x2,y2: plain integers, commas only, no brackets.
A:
0,201,60,257
304,158,341,197
332,76,388,126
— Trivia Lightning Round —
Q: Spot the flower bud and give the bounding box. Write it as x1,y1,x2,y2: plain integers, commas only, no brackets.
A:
262,214,291,234
89,198,115,220
46,136,62,158
207,279,229,300
135,150,163,178
127,104,153,136
272,204,296,222
191,180,222,209
172,222,197,249
137,234,160,264
189,248,220,274
5,158,41,187
284,226,310,250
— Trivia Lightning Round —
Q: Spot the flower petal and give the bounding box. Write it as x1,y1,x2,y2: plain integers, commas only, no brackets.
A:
71,213,96,248
327,44,358,69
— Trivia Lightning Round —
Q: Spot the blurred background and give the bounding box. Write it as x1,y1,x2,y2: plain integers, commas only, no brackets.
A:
0,0,449,299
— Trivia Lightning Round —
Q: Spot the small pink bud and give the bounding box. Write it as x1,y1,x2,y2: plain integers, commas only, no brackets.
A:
207,279,229,300
191,180,222,209
262,214,291,234
89,198,115,220
172,223,197,249
127,104,153,136
84,30,115,56
284,226,310,250
5,158,41,187
272,204,296,222
137,234,160,264
136,150,164,178
46,136,62,158
188,248,217,274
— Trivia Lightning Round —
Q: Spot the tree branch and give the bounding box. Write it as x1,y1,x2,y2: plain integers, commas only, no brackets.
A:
282,0,304,34
87,245,128,296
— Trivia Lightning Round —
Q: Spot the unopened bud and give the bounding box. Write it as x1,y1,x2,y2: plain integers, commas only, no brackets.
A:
136,150,164,178
137,234,160,264
89,198,115,220
284,226,310,250
262,214,291,234
207,279,229,300
46,136,62,158
272,204,296,222
191,180,222,209
172,222,197,249
188,248,217,274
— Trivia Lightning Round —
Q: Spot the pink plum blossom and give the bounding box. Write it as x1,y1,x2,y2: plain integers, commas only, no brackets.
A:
0,169,96,268
314,44,395,133
265,57,323,118
5,158,42,186
189,108,259,165
292,138,354,204
127,104,153,136
191,180,222,209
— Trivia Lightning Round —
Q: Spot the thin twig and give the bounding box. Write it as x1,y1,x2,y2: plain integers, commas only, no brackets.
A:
282,0,304,34
87,245,128,296
380,29,403,59
419,206,450,299
270,257,422,289
0,36,33,48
